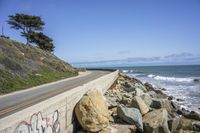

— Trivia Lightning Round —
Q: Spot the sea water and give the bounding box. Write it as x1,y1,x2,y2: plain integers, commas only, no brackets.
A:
108,65,200,112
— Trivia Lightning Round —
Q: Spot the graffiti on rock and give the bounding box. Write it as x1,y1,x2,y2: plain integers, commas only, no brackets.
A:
15,110,60,133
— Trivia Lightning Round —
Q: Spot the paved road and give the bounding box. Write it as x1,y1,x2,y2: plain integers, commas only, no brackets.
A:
0,70,110,118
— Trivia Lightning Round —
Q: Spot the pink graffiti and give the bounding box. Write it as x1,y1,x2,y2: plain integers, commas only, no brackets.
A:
15,110,60,133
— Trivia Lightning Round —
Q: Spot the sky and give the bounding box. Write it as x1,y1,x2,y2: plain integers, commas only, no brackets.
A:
0,0,200,67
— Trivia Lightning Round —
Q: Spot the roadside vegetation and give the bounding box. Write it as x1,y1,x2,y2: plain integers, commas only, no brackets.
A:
0,67,76,94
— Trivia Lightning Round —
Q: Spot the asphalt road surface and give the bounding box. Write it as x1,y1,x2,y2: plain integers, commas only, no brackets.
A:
0,70,111,118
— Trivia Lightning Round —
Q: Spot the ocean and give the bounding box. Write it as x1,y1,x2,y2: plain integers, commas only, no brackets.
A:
104,65,200,112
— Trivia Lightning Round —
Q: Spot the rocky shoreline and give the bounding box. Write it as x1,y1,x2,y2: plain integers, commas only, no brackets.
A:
75,73,200,133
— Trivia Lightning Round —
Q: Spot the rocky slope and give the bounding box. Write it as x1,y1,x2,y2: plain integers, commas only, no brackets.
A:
75,73,200,133
0,37,78,94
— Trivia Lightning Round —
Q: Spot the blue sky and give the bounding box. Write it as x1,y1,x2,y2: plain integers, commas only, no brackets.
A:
0,0,200,66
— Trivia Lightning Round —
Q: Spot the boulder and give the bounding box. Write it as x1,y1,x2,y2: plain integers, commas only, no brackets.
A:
124,87,135,93
178,129,196,133
115,84,122,91
150,99,176,113
113,124,137,133
124,81,132,88
75,89,110,132
150,99,162,109
135,88,145,96
110,107,117,116
106,89,122,98
120,96,132,106
193,79,200,83
144,82,155,91
168,117,181,133
143,108,170,133
185,111,200,121
153,89,164,95
177,98,184,102
99,126,118,133
192,121,200,132
170,101,180,111
131,96,149,115
178,109,200,121
161,88,166,91
174,117,200,132
105,90,115,97
161,99,176,113
140,93,153,107
178,117,194,131
147,91,159,98
177,108,188,116
122,93,133,99
147,90,167,99
117,105,143,132
168,96,173,100
106,97,118,109
134,83,147,92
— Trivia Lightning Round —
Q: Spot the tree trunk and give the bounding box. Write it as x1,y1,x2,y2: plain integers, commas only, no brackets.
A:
26,28,32,45
26,37,29,45
22,27,29,45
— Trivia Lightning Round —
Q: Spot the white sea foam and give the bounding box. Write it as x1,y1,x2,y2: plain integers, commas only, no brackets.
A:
153,76,193,82
122,70,128,73
147,74,195,82
147,74,155,78
128,73,144,77
128,71,200,113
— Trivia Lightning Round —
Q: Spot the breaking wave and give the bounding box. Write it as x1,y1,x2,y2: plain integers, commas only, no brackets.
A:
122,70,129,73
147,74,198,83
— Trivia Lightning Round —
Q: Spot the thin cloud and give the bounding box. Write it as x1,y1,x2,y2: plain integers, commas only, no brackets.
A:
126,57,161,62
73,52,200,67
117,50,131,55
164,52,193,59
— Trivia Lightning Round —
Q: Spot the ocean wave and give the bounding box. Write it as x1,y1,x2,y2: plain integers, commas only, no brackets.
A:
122,70,129,73
147,74,155,78
122,69,135,73
154,76,194,82
128,73,145,77
147,74,198,83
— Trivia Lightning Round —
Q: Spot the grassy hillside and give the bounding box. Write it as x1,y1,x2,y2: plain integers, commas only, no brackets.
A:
0,37,78,94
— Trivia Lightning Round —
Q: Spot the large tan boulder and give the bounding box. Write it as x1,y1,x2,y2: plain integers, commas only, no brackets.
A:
75,89,110,132
143,108,170,133
131,96,149,115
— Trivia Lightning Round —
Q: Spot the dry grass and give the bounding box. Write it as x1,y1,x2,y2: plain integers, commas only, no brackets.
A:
0,37,78,94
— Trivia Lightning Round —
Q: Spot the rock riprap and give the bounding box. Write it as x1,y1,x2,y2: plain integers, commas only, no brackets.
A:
75,73,200,133
131,96,149,115
117,105,143,132
143,108,170,133
75,89,110,132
